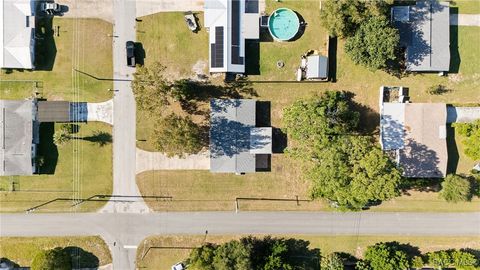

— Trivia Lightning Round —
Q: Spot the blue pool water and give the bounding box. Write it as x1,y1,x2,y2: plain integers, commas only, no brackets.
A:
268,8,300,41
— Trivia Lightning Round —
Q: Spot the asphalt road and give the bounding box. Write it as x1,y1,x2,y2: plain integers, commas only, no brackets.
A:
1,211,479,269
102,0,150,215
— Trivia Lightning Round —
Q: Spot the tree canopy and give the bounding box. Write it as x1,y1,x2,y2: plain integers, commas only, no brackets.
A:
439,174,472,203
151,113,206,157
345,16,399,70
31,247,72,270
187,236,319,270
363,242,410,270
319,0,393,38
321,253,344,270
132,62,171,113
454,119,480,160
283,91,402,210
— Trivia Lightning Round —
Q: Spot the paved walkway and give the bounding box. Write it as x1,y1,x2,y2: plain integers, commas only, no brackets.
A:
447,106,480,123
450,14,480,26
87,99,114,125
136,148,210,174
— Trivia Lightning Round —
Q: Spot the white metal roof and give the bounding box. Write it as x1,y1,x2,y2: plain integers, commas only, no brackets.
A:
1,0,35,69
205,0,259,73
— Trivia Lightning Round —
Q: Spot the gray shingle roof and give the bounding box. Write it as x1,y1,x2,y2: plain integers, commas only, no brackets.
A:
210,99,271,173
0,100,34,176
397,0,451,72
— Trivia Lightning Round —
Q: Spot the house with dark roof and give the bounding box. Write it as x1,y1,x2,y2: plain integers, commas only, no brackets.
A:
391,0,450,72
210,99,272,174
1,0,36,69
204,0,260,73
379,86,447,178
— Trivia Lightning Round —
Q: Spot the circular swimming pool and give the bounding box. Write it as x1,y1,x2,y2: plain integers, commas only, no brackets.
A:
268,8,300,41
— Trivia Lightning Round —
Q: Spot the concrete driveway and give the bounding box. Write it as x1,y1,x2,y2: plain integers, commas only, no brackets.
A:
450,14,480,26
136,148,210,174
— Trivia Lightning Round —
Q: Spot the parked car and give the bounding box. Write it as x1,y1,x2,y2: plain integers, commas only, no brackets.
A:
126,41,136,67
184,11,199,32
171,262,185,270
41,2,61,15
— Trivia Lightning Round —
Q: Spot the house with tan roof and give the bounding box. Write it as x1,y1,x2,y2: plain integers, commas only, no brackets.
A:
379,86,448,178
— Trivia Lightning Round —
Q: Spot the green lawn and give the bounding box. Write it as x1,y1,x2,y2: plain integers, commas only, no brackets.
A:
0,236,111,268
0,18,113,102
134,3,480,212
136,12,209,78
451,0,480,14
137,167,480,212
136,235,480,269
0,122,112,212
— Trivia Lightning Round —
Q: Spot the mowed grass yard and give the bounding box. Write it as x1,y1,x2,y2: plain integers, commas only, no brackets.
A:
0,236,111,268
136,235,480,269
451,0,480,14
0,18,113,102
135,2,480,212
0,123,112,212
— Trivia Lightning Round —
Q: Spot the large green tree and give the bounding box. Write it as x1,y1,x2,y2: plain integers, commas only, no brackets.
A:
31,247,72,270
307,136,402,210
428,250,452,270
284,92,402,210
187,236,318,270
345,17,399,70
454,119,480,160
151,113,206,157
439,174,472,203
321,253,344,270
283,91,359,156
363,242,410,270
212,240,252,270
320,0,393,38
132,62,172,113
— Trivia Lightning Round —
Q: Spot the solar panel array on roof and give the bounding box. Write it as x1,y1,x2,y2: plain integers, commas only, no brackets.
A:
211,26,224,68
231,0,244,65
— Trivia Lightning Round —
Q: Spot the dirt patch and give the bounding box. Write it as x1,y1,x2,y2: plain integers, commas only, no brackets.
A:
448,73,463,83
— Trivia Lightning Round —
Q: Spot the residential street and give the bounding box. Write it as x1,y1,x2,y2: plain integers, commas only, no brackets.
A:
101,0,150,215
1,212,479,269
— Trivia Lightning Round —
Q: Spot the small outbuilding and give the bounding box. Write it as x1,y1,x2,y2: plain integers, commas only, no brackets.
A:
305,55,328,80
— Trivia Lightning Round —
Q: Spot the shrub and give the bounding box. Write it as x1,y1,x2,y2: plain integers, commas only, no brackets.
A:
439,174,472,203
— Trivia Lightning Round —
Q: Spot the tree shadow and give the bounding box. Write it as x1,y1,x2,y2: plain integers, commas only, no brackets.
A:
176,78,258,116
344,91,380,135
78,131,112,147
34,16,57,71
400,138,443,178
63,246,99,268
446,124,459,174
38,122,58,174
